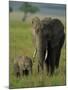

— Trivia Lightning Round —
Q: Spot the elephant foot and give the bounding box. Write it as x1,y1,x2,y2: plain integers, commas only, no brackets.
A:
16,72,20,78
49,64,55,76
45,60,50,75
50,68,55,76
55,63,59,69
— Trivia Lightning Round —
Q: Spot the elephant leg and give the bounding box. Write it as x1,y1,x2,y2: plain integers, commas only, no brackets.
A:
31,67,32,74
29,67,32,75
55,35,65,69
19,67,23,77
55,48,61,69
38,60,44,73
45,56,50,74
38,63,41,73
16,71,20,78
14,64,20,78
38,50,45,73
49,48,56,75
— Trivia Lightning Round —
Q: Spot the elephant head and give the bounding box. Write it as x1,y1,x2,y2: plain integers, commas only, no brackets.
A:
32,17,52,61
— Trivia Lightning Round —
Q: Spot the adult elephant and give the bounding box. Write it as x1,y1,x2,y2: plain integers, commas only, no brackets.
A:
32,17,65,75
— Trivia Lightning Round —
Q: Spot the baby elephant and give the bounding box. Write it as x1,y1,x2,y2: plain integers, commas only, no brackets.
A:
14,56,32,78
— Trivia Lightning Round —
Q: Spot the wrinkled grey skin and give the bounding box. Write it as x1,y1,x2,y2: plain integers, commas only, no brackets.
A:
14,56,32,77
32,17,65,75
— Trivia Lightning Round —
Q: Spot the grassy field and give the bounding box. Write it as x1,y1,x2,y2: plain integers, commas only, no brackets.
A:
9,12,66,89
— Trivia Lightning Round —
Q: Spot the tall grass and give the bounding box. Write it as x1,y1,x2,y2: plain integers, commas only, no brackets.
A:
9,16,66,89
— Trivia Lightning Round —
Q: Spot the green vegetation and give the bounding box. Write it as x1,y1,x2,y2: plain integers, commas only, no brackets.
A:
9,13,66,89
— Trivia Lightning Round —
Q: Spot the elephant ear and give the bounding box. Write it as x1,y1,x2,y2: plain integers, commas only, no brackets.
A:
47,19,64,48
50,38,60,48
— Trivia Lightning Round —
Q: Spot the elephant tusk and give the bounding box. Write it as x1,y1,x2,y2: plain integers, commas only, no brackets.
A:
45,49,48,61
33,48,37,61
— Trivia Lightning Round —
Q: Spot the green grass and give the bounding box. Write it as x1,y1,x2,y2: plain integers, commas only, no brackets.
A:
9,16,66,89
